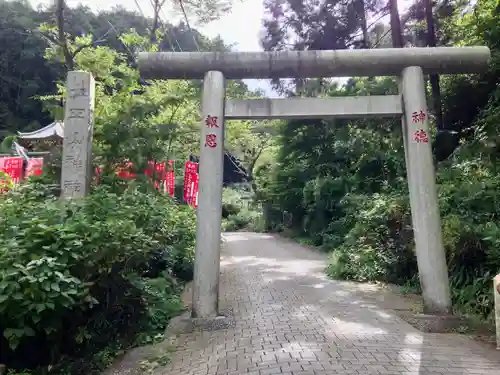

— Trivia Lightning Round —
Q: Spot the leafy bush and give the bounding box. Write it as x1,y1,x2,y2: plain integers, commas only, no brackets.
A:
222,187,243,218
322,157,500,318
221,186,264,232
437,159,500,318
317,152,500,319
134,273,184,333
325,192,416,284
223,210,262,232
0,183,195,372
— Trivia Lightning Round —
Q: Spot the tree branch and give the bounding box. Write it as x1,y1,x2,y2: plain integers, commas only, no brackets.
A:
38,30,59,46
248,138,270,177
71,30,111,58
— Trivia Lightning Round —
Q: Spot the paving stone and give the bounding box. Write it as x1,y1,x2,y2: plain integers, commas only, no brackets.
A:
155,233,500,375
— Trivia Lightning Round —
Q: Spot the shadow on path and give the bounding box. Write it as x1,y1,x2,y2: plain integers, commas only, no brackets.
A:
159,232,500,375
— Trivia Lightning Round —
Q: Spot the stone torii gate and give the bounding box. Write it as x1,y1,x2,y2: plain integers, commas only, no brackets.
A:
139,47,490,320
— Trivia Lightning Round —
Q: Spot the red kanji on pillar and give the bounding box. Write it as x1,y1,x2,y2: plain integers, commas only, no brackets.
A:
205,133,217,148
418,110,426,122
412,110,427,124
205,115,219,128
413,129,429,143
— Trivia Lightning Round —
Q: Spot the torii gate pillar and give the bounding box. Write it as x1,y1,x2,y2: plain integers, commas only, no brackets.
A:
401,66,451,313
139,47,490,319
192,71,226,318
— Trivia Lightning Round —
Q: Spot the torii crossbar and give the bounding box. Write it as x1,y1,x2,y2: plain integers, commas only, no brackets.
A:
138,47,491,320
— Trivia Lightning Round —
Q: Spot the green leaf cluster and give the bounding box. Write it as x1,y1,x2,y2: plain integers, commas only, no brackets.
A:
0,183,195,372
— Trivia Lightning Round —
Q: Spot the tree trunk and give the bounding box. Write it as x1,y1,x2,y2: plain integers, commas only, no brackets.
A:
150,0,168,43
150,3,160,43
424,0,444,130
55,0,74,71
358,0,370,48
388,0,404,48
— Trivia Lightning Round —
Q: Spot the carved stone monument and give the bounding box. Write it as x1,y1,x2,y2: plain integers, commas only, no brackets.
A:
60,71,95,199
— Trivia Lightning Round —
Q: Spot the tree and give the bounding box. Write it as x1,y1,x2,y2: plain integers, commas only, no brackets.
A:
40,0,112,71
0,0,59,136
424,0,444,131
0,0,237,142
175,0,240,24
388,0,404,48
356,0,371,48
226,120,276,191
149,0,168,43
260,0,386,93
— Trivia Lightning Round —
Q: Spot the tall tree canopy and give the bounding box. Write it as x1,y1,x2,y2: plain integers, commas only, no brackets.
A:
0,0,232,137
261,0,386,51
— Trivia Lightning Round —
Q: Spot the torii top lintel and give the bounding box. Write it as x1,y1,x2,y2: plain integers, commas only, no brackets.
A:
138,47,490,80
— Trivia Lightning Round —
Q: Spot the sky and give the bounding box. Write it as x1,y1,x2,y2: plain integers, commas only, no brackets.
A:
30,0,412,97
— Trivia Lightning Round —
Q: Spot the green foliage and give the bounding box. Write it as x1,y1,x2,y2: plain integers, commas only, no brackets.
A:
134,274,184,333
0,0,234,140
325,192,416,284
222,187,244,218
0,183,195,373
37,30,200,171
174,0,241,24
437,156,500,318
221,186,265,232
260,0,500,322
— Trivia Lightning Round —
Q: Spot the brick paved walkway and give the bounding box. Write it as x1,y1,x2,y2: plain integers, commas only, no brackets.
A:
160,232,500,375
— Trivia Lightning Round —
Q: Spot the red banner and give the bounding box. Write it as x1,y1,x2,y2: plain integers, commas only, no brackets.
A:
0,157,24,185
95,167,102,184
26,158,44,177
165,160,175,197
183,161,198,203
111,160,176,195
191,172,199,208
145,161,166,190
144,161,166,177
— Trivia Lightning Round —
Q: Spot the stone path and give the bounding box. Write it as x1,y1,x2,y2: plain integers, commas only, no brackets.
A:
159,232,500,375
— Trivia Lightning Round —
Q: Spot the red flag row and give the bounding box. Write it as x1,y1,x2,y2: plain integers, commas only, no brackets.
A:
96,160,176,197
0,157,200,209
96,160,199,208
